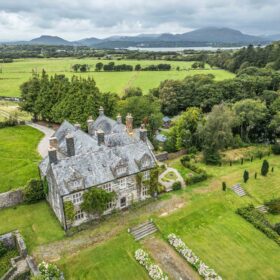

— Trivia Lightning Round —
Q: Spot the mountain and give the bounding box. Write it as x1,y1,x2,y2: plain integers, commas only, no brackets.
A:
263,34,280,41
29,35,72,45
6,27,271,48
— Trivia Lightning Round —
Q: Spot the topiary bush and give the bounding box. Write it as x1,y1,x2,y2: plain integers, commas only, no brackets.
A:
261,160,269,176
23,179,45,203
172,181,182,191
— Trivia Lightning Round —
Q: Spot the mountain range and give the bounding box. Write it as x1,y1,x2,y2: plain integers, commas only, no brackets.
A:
4,27,279,48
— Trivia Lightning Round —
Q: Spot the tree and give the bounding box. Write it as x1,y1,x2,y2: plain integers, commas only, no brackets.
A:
95,62,103,71
123,87,143,99
81,188,116,217
201,104,237,164
243,170,249,183
233,99,267,142
261,159,269,176
135,64,141,71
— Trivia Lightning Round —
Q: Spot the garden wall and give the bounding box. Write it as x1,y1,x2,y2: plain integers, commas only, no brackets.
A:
156,149,187,162
0,189,24,209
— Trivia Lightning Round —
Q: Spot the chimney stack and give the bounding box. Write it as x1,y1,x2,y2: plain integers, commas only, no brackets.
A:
49,137,58,149
87,116,94,135
48,147,58,164
116,113,122,124
126,113,133,135
99,106,104,116
66,133,75,157
74,123,81,130
97,129,105,146
139,127,147,142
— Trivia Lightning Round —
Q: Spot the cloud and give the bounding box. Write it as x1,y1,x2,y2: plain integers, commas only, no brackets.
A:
0,0,279,41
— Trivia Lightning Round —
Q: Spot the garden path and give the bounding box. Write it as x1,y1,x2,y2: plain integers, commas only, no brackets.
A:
142,236,200,280
27,123,55,158
159,167,186,191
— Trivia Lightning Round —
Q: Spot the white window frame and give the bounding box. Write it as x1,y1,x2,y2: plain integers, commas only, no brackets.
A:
117,166,126,175
102,182,112,192
74,209,84,221
142,158,150,168
143,170,150,181
142,185,148,197
72,192,83,205
118,178,127,189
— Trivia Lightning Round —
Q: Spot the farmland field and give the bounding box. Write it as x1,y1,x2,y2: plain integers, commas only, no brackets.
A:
0,58,235,97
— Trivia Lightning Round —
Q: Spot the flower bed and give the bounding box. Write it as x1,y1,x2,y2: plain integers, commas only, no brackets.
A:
38,261,65,280
134,249,168,280
168,234,222,280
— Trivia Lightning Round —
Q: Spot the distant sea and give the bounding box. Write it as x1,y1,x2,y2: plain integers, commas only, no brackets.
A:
127,46,245,52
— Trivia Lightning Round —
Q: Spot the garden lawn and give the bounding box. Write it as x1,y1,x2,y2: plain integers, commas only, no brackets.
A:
0,202,64,251
0,58,235,97
58,232,149,280
0,125,43,192
156,154,280,280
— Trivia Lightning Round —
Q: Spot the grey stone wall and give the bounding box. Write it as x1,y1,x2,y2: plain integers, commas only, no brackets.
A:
0,232,16,249
0,189,24,209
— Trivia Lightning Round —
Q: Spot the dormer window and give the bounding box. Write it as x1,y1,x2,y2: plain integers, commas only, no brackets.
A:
142,157,151,168
117,166,127,175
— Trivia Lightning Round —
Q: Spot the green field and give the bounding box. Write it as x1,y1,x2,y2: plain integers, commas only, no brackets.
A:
0,58,235,97
0,125,43,192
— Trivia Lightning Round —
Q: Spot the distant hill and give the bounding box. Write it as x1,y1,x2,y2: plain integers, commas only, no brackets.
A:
7,27,271,48
263,34,280,41
30,35,72,45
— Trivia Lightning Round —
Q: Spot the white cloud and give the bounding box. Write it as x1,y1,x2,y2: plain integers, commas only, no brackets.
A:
0,0,279,41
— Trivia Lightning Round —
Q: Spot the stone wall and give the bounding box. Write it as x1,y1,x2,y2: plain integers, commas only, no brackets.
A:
155,152,168,162
155,149,186,162
0,189,24,209
0,232,16,249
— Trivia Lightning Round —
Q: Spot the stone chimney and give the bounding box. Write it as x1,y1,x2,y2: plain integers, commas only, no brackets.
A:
74,123,81,130
97,129,105,146
48,147,58,164
99,106,104,116
87,116,94,135
66,133,75,157
49,137,58,149
139,127,147,142
117,113,122,124
126,113,133,134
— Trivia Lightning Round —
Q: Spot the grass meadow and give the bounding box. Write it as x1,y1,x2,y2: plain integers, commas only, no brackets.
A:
0,58,235,97
0,125,43,192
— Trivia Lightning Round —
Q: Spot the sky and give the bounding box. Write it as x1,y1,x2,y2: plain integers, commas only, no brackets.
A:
0,0,279,41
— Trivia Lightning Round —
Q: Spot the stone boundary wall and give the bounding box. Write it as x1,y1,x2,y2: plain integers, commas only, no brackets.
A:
0,189,24,209
155,149,187,162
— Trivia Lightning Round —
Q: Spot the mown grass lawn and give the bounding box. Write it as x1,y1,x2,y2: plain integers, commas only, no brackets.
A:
0,58,235,97
0,202,64,251
0,125,43,192
156,154,280,280
58,232,149,280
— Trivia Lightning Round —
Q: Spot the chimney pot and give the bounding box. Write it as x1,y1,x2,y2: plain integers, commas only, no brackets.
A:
117,113,122,124
139,128,147,142
99,106,104,116
74,123,81,130
126,113,133,134
48,147,58,164
49,137,58,149
66,133,75,157
87,117,94,135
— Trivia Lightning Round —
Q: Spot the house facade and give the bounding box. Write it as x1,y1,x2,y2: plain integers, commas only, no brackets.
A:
39,107,157,229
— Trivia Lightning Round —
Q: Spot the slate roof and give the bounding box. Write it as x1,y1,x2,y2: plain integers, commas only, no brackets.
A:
39,115,157,196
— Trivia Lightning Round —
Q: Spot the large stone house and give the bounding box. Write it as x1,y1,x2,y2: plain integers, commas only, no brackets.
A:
39,107,157,229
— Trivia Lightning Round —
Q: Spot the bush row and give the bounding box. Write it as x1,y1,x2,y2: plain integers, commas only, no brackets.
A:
236,205,280,246
0,118,18,129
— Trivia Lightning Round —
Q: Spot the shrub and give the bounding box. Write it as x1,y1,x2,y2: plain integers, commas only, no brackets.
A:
243,170,249,183
272,143,280,155
261,160,269,176
275,223,280,235
23,179,45,203
0,241,7,257
222,182,227,191
37,261,64,280
185,172,208,185
265,198,280,214
0,117,18,129
172,181,182,191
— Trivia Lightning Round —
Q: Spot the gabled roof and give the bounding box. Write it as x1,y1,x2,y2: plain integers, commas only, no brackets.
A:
39,117,157,196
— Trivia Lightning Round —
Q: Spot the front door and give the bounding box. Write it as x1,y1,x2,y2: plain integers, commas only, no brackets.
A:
120,197,126,208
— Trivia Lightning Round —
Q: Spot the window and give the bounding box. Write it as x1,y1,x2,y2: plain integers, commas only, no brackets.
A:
117,166,127,175
118,178,126,189
74,210,84,221
102,182,112,192
142,158,150,168
143,170,150,181
120,197,126,208
142,185,148,197
72,192,83,204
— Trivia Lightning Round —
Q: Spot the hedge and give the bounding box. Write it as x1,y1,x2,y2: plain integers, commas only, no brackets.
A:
23,179,45,203
236,205,280,246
